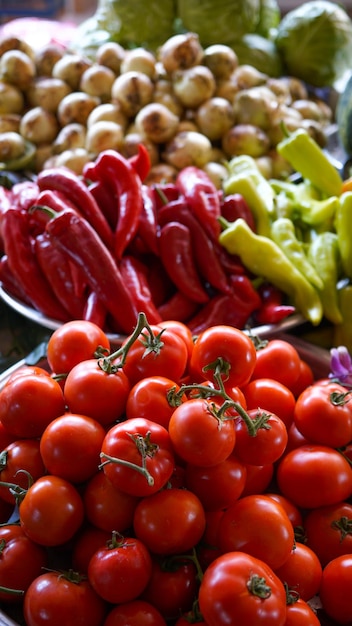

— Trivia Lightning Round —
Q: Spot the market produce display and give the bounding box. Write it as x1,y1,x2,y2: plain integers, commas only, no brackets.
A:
0,316,351,626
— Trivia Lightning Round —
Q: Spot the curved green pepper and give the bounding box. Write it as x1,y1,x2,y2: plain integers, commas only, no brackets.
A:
334,191,352,281
307,232,342,325
333,283,352,352
219,218,323,326
270,217,323,290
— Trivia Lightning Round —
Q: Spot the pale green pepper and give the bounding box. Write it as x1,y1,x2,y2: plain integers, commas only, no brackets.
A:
307,232,343,325
270,179,339,227
219,218,323,325
334,191,352,280
333,283,352,352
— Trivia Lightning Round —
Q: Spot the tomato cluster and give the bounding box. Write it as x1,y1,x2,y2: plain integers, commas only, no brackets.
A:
0,315,352,626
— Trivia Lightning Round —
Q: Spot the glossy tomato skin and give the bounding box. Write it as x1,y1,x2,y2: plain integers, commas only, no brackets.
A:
40,413,106,483
158,319,194,364
250,339,301,391
198,551,287,626
133,487,206,555
46,320,110,374
241,462,274,496
23,571,107,626
72,525,111,574
0,374,66,438
233,409,288,466
265,493,303,529
293,381,352,448
88,535,152,604
121,325,188,385
126,375,186,429
100,418,175,497
19,475,85,546
189,325,257,388
218,494,295,571
273,542,323,602
103,600,167,626
168,398,236,467
276,444,352,509
63,359,131,426
83,470,140,533
0,528,47,603
284,599,321,626
319,555,352,624
303,501,352,567
242,377,296,429
0,439,46,504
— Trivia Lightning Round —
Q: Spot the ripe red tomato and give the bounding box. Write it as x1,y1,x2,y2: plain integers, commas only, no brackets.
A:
289,358,314,398
242,377,296,429
250,339,301,391
19,475,85,546
46,320,110,374
133,487,206,555
276,444,352,509
233,409,288,466
0,374,66,438
189,325,257,388
304,501,352,567
126,375,186,429
40,413,106,483
293,381,352,448
265,493,303,529
88,533,152,604
103,600,167,626
72,525,111,574
218,494,295,570
274,542,322,602
168,398,236,466
83,470,140,533
198,551,287,626
121,324,188,385
284,598,321,626
23,571,107,626
158,319,194,363
100,418,175,497
0,527,47,603
241,462,274,496
63,359,131,426
319,554,352,624
0,439,46,504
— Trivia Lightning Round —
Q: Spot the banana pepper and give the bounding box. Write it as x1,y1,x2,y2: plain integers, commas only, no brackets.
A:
276,127,343,198
307,232,343,325
270,179,339,228
219,218,323,326
333,282,352,352
334,191,352,281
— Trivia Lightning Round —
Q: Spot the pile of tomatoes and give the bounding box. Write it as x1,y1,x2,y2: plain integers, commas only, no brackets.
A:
0,314,352,626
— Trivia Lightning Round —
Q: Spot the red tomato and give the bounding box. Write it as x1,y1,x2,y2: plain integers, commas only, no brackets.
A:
126,375,186,429
72,525,111,574
198,551,287,626
197,509,224,569
0,439,46,504
83,470,140,533
23,570,107,626
233,409,288,466
289,358,314,398
0,374,66,438
304,501,352,567
285,422,311,454
0,527,47,603
100,418,175,497
218,494,295,570
284,598,321,626
189,325,257,388
184,453,247,511
40,413,106,483
63,359,131,426
319,555,352,624
88,534,152,604
241,462,274,496
250,339,301,391
276,444,352,509
168,398,236,466
103,600,167,626
121,324,188,385
46,320,110,374
293,381,352,448
133,487,206,555
0,421,15,450
4,365,51,386
19,475,85,546
265,493,303,529
158,319,194,363
274,542,322,602
242,377,296,429
141,556,198,621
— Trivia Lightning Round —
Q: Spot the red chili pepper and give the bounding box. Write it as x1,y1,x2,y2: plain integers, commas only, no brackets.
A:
146,255,175,307
37,167,114,250
35,231,86,319
158,290,200,322
83,290,107,329
187,292,256,336
255,282,296,324
0,254,32,304
87,179,118,230
1,208,69,321
137,185,159,256
119,255,162,325
158,198,230,294
158,221,210,304
11,180,40,211
45,209,139,334
220,193,256,231
228,274,262,311
29,188,78,234
94,150,143,261
152,182,180,210
176,167,221,241
128,143,151,182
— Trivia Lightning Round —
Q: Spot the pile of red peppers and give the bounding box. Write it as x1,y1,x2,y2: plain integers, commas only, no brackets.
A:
0,145,295,336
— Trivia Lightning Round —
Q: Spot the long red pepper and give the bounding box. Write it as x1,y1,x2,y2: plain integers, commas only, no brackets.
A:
83,290,107,329
93,150,143,260
158,221,210,304
1,208,69,321
0,254,32,304
128,143,151,182
87,179,118,230
158,289,200,322
37,167,114,250
176,166,221,241
45,210,139,334
119,255,162,325
157,199,230,294
138,185,159,256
